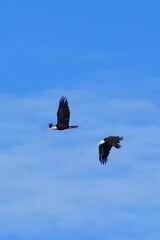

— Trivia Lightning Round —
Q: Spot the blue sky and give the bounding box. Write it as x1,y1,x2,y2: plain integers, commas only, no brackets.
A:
0,1,160,239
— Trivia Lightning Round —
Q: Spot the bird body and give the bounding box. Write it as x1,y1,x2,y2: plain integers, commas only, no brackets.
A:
98,136,123,164
49,96,78,130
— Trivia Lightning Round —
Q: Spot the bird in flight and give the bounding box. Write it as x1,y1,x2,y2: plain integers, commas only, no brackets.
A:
49,96,78,130
98,136,123,164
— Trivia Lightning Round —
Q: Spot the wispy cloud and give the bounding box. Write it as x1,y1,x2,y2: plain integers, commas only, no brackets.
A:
0,88,160,239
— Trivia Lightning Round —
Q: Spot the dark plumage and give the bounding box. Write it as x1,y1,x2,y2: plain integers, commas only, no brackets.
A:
98,136,123,164
49,96,78,130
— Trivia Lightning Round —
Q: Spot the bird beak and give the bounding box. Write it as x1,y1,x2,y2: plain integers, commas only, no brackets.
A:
98,140,105,145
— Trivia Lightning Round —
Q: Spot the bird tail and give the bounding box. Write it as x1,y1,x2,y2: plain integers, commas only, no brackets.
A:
68,125,78,129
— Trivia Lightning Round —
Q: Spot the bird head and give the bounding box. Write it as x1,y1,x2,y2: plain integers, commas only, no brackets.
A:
49,123,57,130
98,139,105,145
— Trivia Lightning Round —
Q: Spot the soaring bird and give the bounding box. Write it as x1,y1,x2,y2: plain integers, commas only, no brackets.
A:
49,96,78,130
98,136,123,164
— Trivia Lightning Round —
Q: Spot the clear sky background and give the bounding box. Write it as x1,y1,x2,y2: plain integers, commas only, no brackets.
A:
0,0,160,239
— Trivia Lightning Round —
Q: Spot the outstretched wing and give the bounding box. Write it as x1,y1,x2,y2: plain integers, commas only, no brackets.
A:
57,96,70,129
99,142,112,164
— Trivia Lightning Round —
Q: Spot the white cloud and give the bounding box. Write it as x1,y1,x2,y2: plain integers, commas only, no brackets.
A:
145,77,160,90
0,88,160,239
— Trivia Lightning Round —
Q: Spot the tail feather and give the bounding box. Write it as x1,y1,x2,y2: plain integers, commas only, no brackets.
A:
69,125,78,129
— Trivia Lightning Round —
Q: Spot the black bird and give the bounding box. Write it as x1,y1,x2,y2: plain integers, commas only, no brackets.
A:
98,136,123,164
49,96,78,130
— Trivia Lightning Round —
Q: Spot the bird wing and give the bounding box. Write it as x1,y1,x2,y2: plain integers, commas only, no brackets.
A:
104,136,123,148
99,142,112,164
57,96,70,128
